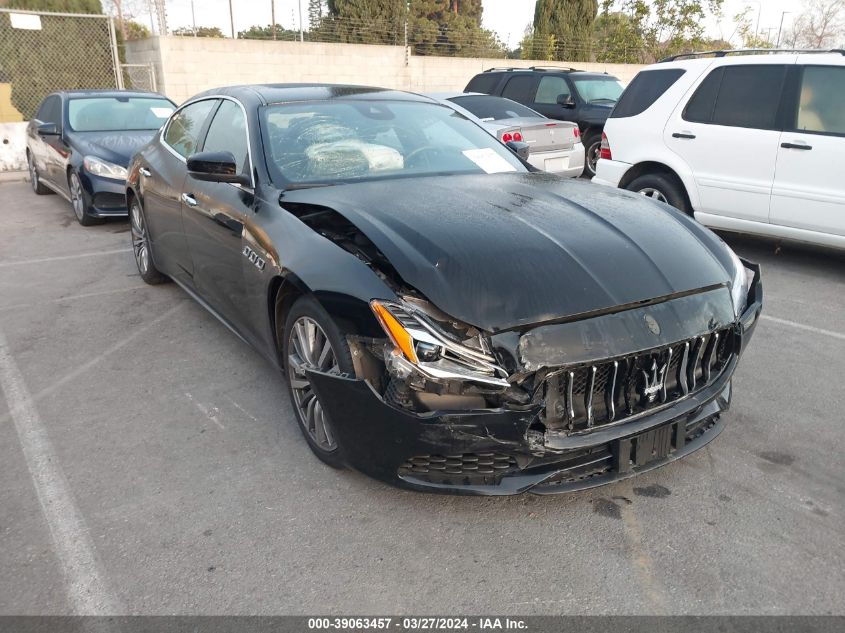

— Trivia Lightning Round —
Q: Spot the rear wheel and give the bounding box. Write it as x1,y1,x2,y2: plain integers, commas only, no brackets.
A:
583,132,602,177
68,170,102,226
27,152,51,195
129,197,168,285
626,173,690,214
283,296,354,469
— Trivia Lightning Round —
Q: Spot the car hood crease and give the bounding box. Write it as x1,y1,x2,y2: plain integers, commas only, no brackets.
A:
281,173,735,332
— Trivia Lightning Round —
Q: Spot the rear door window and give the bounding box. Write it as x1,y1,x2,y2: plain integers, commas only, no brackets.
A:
501,75,539,104
683,64,788,130
610,69,686,118
465,73,500,95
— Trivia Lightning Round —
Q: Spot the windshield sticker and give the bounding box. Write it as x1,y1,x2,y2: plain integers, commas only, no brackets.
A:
462,148,517,174
151,107,174,118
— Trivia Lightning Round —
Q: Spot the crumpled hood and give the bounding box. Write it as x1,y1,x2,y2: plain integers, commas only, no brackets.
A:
68,130,157,167
282,173,736,332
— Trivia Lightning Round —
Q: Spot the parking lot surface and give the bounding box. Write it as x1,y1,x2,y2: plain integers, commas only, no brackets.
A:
1,179,843,615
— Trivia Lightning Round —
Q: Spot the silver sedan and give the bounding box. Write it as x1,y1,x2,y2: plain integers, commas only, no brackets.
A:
429,92,585,178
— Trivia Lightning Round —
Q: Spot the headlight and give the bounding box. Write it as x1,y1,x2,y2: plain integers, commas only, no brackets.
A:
83,156,128,181
727,246,754,317
370,299,509,389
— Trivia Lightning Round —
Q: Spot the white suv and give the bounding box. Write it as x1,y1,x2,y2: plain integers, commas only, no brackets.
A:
593,50,845,250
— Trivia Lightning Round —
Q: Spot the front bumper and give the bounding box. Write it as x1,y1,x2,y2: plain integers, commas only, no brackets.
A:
308,264,762,496
79,171,129,217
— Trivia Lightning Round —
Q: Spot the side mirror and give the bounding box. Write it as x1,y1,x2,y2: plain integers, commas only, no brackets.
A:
557,94,576,108
187,151,250,186
506,140,530,161
37,122,59,136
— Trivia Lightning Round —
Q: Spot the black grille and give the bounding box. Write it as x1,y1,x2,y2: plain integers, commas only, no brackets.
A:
399,452,517,476
93,192,127,211
543,328,734,433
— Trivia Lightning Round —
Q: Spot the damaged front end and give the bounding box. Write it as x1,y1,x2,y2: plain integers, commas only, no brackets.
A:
305,264,762,495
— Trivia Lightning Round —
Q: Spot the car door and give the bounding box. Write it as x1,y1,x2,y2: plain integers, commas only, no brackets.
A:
770,63,845,238
664,60,793,224
141,98,217,280
531,75,578,124
34,95,65,190
181,98,255,332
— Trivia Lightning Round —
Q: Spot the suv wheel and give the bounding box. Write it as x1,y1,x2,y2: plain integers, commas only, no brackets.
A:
626,174,690,214
583,132,602,178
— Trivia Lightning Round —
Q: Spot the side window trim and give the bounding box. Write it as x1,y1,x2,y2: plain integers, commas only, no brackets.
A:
161,97,219,163
196,97,255,186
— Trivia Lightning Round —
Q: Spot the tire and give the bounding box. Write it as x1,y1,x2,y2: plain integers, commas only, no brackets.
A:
283,295,354,469
68,170,103,226
626,173,691,214
129,196,168,285
583,132,602,178
27,152,51,195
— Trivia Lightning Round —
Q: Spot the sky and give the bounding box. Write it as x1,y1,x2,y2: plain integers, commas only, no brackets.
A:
139,0,806,48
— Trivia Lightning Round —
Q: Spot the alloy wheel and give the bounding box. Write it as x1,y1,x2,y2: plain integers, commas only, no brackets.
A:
69,172,84,220
287,316,340,451
130,201,150,274
28,155,38,192
638,188,669,203
587,141,601,175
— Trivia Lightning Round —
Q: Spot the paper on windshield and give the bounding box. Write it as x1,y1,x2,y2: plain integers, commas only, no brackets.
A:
151,107,174,118
462,148,517,174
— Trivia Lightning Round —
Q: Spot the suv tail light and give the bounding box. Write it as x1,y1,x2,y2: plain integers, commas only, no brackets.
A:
574,127,580,139
600,132,612,161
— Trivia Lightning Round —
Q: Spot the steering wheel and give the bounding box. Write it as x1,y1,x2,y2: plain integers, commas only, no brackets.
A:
404,145,442,168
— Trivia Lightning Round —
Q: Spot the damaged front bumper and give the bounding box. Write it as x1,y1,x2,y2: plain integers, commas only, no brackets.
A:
306,264,762,496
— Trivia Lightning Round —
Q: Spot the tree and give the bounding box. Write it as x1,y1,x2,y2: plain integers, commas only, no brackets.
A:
786,0,845,48
320,0,406,45
6,0,102,10
592,0,644,62
172,26,225,38
409,0,505,57
124,19,148,39
733,6,772,48
533,0,598,62
308,0,325,29
238,24,300,41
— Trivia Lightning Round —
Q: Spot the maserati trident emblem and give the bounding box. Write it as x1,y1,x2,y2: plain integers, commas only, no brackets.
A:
640,358,668,404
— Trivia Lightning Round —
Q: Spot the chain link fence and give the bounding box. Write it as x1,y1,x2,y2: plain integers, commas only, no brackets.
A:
120,63,157,93
0,8,121,123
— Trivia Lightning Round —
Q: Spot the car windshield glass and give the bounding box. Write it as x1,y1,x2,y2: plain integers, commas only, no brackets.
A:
67,97,175,132
261,100,527,187
571,77,624,103
449,95,540,121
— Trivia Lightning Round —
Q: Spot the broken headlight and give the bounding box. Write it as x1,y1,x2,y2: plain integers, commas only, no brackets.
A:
727,246,754,317
370,299,509,389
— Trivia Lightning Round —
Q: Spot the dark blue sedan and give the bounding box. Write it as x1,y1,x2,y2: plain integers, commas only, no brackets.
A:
25,89,175,225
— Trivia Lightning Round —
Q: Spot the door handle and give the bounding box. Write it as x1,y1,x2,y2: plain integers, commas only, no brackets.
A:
672,132,696,139
781,142,812,150
181,193,198,207
139,167,152,177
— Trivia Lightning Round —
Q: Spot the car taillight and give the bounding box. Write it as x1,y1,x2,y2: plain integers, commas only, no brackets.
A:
600,132,612,161
502,132,513,142
513,131,523,142
574,127,580,139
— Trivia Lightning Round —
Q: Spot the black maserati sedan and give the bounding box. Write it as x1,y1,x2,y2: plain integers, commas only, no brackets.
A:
26,89,175,225
126,84,762,495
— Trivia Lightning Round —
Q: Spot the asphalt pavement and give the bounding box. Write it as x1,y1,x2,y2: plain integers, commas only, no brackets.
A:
0,179,843,615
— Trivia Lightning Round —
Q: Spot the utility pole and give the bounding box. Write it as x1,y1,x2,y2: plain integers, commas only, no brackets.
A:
299,0,304,42
776,11,791,47
190,0,197,36
271,0,277,40
229,0,235,37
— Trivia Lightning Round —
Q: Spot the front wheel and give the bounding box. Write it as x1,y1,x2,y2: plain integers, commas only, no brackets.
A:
129,197,168,284
583,132,601,178
68,170,102,226
626,173,691,214
283,296,354,469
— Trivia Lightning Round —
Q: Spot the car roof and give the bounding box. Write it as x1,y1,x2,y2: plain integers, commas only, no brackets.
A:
427,91,487,100
57,89,168,100
190,84,438,107
479,68,614,79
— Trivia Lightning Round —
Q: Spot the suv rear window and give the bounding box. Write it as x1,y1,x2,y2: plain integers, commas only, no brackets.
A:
684,64,788,130
465,73,500,95
501,76,538,104
610,69,685,118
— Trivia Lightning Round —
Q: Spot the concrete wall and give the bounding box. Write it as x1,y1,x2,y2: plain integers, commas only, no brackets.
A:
125,36,646,105
0,122,27,173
